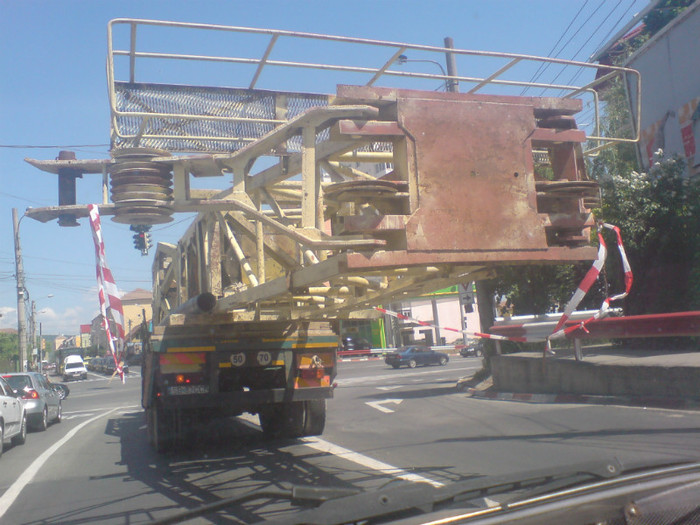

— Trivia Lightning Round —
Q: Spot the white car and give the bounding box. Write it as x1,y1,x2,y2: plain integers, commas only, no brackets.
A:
0,375,27,457
63,355,88,381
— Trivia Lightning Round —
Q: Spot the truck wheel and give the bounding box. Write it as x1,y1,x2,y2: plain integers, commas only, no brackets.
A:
149,407,174,453
259,402,304,439
302,400,326,436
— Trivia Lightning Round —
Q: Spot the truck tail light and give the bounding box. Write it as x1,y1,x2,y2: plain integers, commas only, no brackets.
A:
294,353,333,389
167,373,204,385
299,368,326,380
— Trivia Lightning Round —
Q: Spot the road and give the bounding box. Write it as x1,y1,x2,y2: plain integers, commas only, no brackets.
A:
2,357,700,524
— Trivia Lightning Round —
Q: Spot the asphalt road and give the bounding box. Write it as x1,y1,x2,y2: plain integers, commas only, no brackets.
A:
2,357,700,524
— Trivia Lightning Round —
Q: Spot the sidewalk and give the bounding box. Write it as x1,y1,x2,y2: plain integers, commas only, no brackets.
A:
460,343,700,410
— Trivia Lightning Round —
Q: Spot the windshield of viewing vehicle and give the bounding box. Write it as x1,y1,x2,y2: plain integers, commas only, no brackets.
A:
1,3,699,525
3,375,31,390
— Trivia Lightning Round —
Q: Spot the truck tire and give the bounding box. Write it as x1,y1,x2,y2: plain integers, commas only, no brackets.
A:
259,402,305,439
148,407,175,453
302,400,326,436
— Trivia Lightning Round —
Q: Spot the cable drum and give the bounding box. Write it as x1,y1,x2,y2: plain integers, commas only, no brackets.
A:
109,148,174,224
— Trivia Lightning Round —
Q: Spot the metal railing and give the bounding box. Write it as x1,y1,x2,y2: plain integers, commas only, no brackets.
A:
106,18,641,155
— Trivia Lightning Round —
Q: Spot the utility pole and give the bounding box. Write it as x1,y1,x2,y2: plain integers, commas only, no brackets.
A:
13,208,28,372
31,300,37,370
443,37,459,93
443,39,497,363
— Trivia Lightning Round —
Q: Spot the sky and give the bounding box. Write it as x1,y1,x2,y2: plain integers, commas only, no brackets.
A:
0,0,651,335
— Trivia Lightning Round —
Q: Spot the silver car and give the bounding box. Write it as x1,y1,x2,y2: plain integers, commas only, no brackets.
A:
2,372,62,431
0,375,27,456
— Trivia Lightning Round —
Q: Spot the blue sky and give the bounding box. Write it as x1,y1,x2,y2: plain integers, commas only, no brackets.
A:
0,0,650,335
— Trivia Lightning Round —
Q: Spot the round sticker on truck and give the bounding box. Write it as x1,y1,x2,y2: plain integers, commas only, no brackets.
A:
257,351,272,366
230,353,246,367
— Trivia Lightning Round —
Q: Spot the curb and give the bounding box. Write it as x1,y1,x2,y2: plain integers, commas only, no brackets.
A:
466,388,700,411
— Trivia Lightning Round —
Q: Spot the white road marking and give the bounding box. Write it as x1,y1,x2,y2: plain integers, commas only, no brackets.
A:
300,436,444,488
62,413,95,420
237,413,443,488
0,407,120,521
366,399,403,413
337,364,477,388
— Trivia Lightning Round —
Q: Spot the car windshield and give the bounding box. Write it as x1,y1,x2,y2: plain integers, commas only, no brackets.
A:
3,7,700,525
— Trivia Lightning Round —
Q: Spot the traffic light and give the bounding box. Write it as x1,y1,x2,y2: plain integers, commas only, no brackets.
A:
130,224,152,255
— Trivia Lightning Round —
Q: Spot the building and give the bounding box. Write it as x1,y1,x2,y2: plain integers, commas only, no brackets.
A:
593,1,700,176
121,288,153,338
90,288,152,356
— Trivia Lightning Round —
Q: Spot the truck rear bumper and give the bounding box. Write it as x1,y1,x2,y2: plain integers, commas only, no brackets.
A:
147,386,334,410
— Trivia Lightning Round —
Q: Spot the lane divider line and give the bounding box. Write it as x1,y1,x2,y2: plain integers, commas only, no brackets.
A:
0,407,120,520
300,436,445,488
237,414,444,487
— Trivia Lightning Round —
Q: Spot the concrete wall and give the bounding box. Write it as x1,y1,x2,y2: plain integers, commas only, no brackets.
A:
491,353,700,399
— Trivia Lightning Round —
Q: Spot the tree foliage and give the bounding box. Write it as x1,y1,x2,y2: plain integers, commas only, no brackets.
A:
596,154,700,314
0,332,19,371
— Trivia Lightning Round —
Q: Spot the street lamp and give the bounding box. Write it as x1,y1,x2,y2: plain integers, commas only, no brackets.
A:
396,54,448,91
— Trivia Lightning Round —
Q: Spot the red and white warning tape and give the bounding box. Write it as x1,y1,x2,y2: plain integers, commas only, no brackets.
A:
376,222,632,349
374,307,531,343
88,205,125,382
548,223,632,342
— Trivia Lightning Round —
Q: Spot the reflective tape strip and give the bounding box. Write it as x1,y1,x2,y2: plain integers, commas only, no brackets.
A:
166,346,215,353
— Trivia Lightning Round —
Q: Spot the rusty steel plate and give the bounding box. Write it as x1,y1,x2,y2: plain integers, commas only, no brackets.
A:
398,94,546,252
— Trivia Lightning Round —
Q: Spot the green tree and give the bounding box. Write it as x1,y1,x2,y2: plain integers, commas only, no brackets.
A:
0,332,20,371
595,155,700,314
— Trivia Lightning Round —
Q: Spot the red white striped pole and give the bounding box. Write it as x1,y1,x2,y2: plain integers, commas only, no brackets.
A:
88,205,126,382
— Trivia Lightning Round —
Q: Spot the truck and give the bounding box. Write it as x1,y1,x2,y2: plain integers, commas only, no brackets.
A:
23,19,639,452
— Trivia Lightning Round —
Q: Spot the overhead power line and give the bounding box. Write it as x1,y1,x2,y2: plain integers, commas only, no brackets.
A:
0,143,109,149
521,0,590,95
541,0,624,95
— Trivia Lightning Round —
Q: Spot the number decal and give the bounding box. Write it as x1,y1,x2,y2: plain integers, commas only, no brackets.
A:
257,351,272,366
230,353,246,367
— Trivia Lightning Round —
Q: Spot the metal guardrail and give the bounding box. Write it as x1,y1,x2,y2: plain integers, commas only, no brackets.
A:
106,18,640,155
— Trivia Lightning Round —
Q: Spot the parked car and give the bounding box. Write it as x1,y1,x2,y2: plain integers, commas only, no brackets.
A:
3,372,62,431
0,375,27,456
384,346,449,369
459,339,484,358
339,336,372,357
63,355,88,381
126,353,142,366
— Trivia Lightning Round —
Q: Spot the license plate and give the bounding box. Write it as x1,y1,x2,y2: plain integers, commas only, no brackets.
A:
167,384,210,395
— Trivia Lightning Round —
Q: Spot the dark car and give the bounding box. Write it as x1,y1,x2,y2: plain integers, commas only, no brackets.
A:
339,336,372,357
459,339,484,358
384,346,449,369
2,372,62,431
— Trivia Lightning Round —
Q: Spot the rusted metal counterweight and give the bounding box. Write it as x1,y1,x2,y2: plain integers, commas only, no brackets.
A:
331,86,598,268
109,148,174,225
